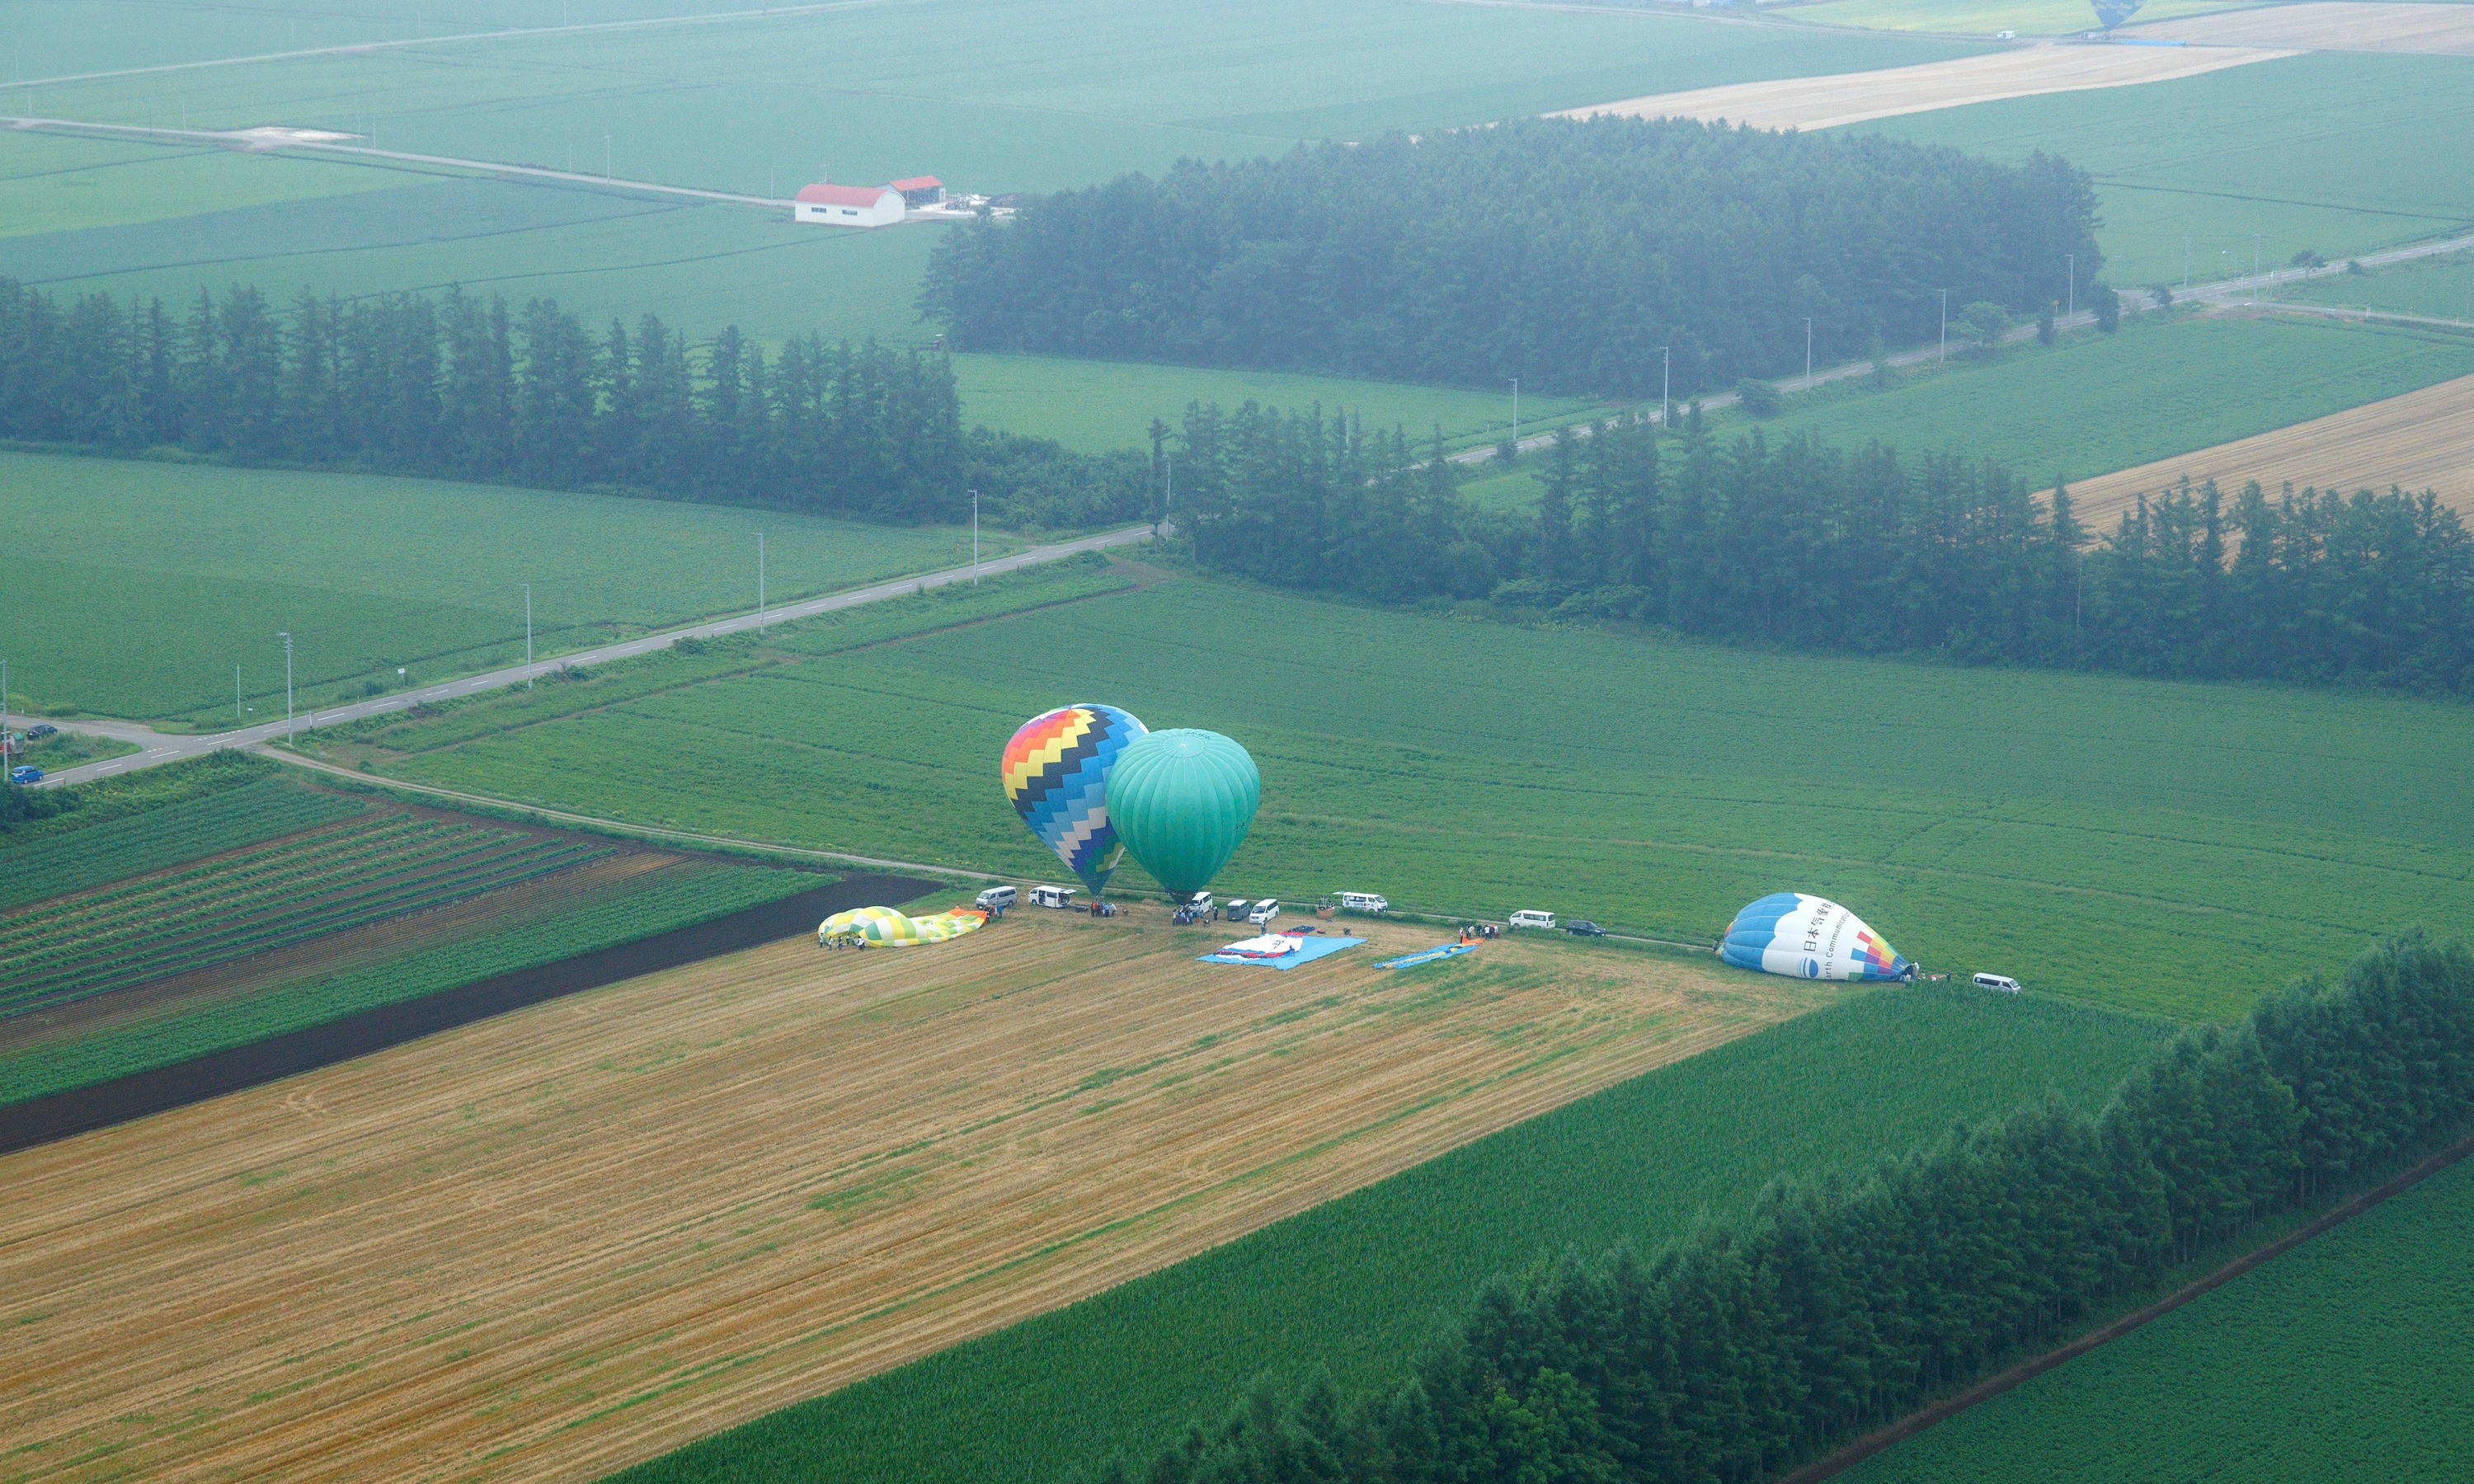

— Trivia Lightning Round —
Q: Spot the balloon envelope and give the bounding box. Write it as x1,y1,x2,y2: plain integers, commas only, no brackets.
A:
820,905,988,946
1720,893,1912,981
1107,729,1260,899
1002,704,1147,892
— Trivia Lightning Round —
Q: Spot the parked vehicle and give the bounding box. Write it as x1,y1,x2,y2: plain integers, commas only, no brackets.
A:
8,765,42,785
1508,909,1556,930
1184,891,1213,915
1222,899,1251,923
1029,884,1076,909
1337,891,1388,914
1247,898,1282,926
1564,919,1606,937
25,723,56,740
975,885,1018,911
1973,972,2023,993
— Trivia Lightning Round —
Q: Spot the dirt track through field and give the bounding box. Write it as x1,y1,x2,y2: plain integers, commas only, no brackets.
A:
2127,2,2474,54
1553,42,2289,131
2060,370,2474,529
0,913,1822,1482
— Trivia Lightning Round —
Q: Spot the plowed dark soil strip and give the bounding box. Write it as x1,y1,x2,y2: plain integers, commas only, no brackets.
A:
1777,1126,2474,1484
0,874,934,1156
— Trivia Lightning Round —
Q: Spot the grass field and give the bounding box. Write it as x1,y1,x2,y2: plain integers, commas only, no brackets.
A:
23,1,1979,198
625,981,2171,1484
1856,49,2474,287
0,773,363,909
1844,1151,2474,1482
2282,247,2474,318
352,570,2474,1024
0,131,410,239
0,449,1012,720
1457,312,2474,510
0,909,1825,1481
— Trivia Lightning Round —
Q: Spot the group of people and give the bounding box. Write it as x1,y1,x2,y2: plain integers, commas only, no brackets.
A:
1459,923,1502,942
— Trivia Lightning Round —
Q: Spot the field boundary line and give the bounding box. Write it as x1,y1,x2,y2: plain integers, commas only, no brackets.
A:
272,751,1003,884
1775,1125,2474,1484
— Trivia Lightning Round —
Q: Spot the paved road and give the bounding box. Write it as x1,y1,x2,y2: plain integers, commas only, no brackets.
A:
25,525,1152,789
1454,228,2474,463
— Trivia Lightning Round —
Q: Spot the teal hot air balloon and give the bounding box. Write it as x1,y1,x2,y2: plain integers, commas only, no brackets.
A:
1106,729,1260,899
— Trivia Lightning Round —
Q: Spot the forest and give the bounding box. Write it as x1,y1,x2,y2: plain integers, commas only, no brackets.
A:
1168,402,2474,698
0,278,1151,527
920,118,2103,396
1086,934,2474,1484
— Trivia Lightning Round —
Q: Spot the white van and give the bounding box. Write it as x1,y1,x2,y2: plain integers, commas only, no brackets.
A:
1508,909,1556,930
1247,898,1282,926
1337,891,1389,914
1029,884,1076,909
1973,973,2023,993
1184,891,1213,914
975,885,1018,911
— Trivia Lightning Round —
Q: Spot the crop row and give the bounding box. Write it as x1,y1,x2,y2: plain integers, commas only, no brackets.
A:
0,816,611,1017
0,777,367,910
4,813,516,944
0,861,820,1108
1,834,609,1004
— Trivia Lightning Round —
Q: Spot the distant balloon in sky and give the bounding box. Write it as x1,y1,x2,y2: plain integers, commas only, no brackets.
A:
1002,704,1147,893
1720,893,1912,981
1106,729,1261,899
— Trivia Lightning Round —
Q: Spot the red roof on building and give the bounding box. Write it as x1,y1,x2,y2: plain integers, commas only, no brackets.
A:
889,176,942,191
796,183,897,206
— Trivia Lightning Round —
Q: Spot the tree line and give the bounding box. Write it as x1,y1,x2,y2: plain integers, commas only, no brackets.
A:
1167,403,2474,699
0,277,1153,528
921,116,2103,397
1085,933,2474,1484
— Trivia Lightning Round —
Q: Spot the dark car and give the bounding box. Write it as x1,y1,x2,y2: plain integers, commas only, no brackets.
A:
1564,919,1606,937
26,723,57,740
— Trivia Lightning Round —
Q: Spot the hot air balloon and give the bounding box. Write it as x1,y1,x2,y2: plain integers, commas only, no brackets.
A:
1107,729,1260,899
819,905,989,947
1002,704,1147,893
1719,893,1912,981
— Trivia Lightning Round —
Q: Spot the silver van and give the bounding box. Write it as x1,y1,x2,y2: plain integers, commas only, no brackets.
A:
1973,973,2023,993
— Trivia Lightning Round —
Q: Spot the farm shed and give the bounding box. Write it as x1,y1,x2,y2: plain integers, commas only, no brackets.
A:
795,184,905,227
891,175,944,207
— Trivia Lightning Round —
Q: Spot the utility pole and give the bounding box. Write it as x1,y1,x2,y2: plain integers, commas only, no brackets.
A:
604,134,611,179
757,532,767,635
970,489,980,585
1509,378,1518,456
1804,317,1813,386
2253,232,2262,279
2067,253,2075,318
278,632,294,740
1659,345,1671,431
1939,289,1948,364
237,664,242,725
522,582,533,689
2184,237,2191,291
2,659,9,774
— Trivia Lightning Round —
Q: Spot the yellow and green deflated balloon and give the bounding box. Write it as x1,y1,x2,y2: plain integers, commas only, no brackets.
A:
818,905,989,947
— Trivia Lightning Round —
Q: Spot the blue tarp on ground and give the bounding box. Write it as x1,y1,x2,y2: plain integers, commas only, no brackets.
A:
1198,935,1364,970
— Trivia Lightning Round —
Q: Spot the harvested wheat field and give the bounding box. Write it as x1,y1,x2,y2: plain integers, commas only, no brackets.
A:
2062,370,2474,528
2128,2,2474,55
0,910,1825,1482
1553,41,2288,131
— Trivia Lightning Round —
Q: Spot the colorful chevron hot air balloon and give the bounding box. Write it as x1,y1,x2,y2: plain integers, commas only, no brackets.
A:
1001,704,1148,893
1719,893,1913,982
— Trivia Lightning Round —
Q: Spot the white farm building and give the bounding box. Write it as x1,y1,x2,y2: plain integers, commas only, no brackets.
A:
795,183,905,227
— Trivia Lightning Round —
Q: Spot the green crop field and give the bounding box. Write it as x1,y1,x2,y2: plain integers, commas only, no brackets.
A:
1465,313,2474,511
620,985,2171,1484
0,774,365,910
2282,248,2474,322
357,571,2474,1024
0,132,408,240
0,449,1014,720
1844,1153,2474,1483
952,354,1602,454
0,850,817,1106
21,1,1979,199
1857,50,2474,289
0,809,611,1019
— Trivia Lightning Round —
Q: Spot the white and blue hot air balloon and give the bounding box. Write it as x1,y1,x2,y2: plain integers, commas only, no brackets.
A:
1720,893,1913,981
